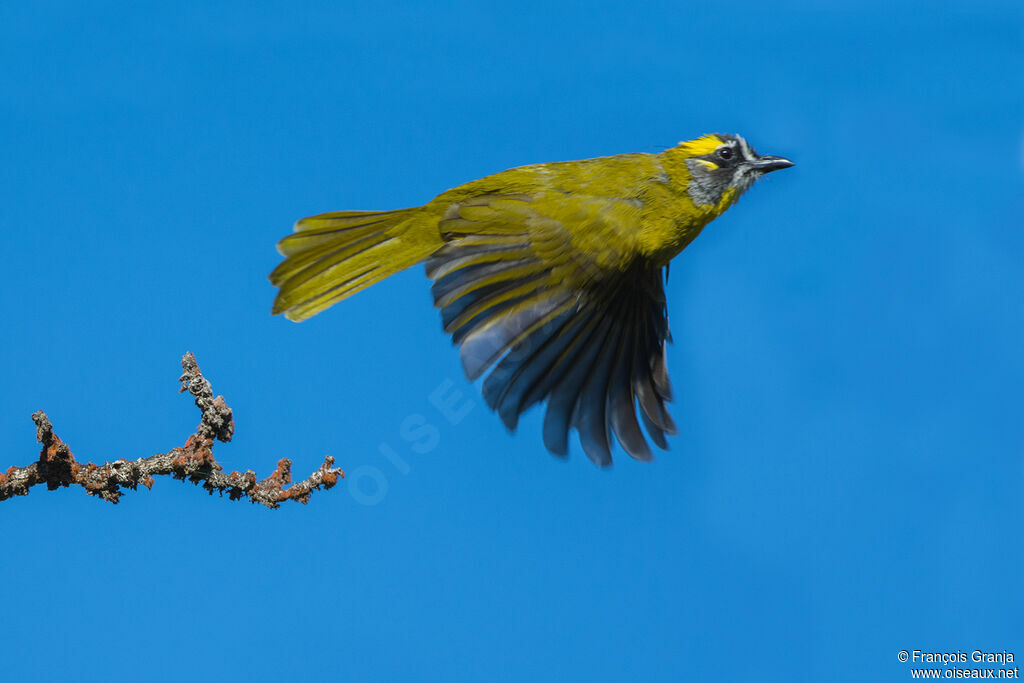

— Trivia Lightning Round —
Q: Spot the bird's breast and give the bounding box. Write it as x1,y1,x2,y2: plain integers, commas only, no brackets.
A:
635,187,719,265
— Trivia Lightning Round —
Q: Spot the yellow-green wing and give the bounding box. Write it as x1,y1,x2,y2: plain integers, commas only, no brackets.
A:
424,192,677,466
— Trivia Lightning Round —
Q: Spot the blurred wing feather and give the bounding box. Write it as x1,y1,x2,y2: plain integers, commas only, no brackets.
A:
426,193,677,464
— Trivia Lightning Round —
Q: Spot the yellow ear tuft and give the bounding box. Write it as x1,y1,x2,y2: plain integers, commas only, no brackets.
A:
676,134,726,157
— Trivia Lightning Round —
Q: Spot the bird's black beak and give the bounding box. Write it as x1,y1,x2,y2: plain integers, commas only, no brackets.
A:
750,155,794,173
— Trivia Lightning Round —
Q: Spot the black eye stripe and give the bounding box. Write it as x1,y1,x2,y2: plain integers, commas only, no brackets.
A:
697,141,743,169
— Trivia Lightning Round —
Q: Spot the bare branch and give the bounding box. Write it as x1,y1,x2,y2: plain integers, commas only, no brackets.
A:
0,353,344,508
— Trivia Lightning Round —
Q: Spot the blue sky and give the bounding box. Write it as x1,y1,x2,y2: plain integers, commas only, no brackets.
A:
1,1,1021,681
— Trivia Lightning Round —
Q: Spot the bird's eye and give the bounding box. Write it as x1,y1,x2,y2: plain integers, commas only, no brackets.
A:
717,147,733,160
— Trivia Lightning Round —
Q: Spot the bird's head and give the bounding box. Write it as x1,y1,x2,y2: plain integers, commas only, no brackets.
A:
674,133,793,210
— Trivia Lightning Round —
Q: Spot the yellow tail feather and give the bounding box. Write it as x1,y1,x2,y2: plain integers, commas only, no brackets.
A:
270,207,440,321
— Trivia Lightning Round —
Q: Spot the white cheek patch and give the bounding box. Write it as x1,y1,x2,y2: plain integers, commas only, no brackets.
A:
733,168,758,194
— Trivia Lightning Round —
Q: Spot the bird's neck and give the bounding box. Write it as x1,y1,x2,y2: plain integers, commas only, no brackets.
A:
633,149,737,265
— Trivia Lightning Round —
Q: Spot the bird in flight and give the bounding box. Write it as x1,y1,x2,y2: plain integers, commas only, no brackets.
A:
270,133,792,466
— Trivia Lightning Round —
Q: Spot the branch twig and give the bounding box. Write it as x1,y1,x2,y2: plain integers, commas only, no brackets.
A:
0,353,344,508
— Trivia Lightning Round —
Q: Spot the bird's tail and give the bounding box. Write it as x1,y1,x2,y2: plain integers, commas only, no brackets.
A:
270,207,439,321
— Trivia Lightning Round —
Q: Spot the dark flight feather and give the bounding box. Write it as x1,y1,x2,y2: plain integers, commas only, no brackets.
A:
428,232,676,464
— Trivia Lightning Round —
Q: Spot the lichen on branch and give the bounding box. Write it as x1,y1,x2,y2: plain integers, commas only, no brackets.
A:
0,353,344,508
